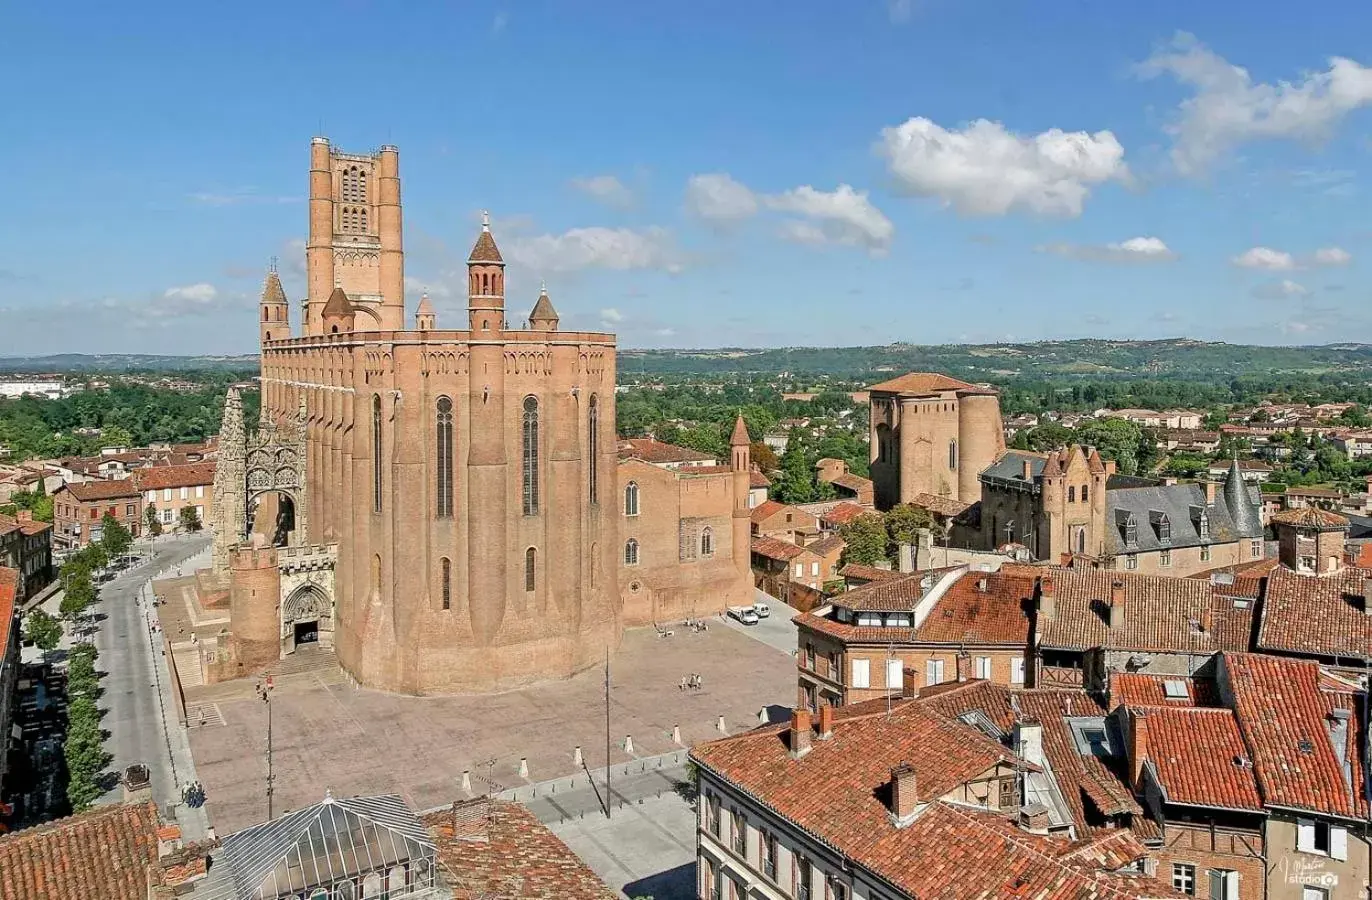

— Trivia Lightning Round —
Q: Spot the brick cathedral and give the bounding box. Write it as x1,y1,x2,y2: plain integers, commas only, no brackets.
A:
206,138,753,694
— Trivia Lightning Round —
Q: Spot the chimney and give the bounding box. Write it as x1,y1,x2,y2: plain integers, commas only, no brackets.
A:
1021,459,1033,481
1204,480,1218,505
1364,577,1372,615
1109,580,1126,631
1200,605,1213,634
902,666,918,699
16,509,31,523
817,703,835,740
1019,803,1051,834
898,542,915,574
889,763,918,824
1163,477,1178,487
1127,710,1149,790
1013,720,1043,767
121,763,152,803
789,707,812,759
1105,460,1117,476
955,653,972,683
1038,576,1056,621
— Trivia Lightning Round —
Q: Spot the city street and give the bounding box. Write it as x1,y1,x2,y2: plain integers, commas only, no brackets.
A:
89,532,211,837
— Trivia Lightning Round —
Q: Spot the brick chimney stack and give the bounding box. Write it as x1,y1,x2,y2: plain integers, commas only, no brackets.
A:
1363,577,1372,616
955,653,972,683
1127,710,1149,790
1038,575,1056,621
902,666,918,699
1021,459,1033,481
1204,480,1218,505
1109,580,1126,631
789,708,813,759
817,703,835,740
890,763,918,825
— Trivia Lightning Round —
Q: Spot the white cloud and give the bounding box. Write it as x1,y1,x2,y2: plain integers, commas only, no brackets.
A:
1251,279,1309,300
599,307,624,323
1138,32,1372,174
876,116,1129,217
491,11,508,34
505,226,683,274
1037,236,1177,263
164,283,217,303
888,0,914,23
1313,246,1352,266
777,220,828,245
1232,246,1296,271
765,184,894,253
684,173,759,224
570,175,635,210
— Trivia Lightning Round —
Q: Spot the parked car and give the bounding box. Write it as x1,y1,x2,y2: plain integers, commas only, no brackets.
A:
727,606,760,626
752,601,771,619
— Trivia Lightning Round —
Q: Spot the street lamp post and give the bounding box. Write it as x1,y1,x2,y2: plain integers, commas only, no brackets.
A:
257,676,275,819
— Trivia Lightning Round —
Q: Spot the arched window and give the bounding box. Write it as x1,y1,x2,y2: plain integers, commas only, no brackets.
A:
372,394,383,512
588,395,599,505
334,880,357,900
361,873,382,899
624,481,639,517
624,538,640,566
440,557,451,610
1067,486,1076,503
435,397,454,517
522,396,539,515
331,325,339,334
700,526,714,557
360,207,368,232
525,547,537,592
949,439,958,470
357,170,367,203
263,307,269,322
1081,484,1089,503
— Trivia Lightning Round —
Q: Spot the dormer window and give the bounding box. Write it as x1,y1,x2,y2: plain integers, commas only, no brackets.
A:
1119,512,1138,547
1150,510,1171,543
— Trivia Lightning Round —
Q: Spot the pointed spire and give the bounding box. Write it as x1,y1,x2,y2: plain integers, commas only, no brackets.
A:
261,270,287,305
1223,454,1263,537
730,413,751,447
468,212,504,264
1041,449,1063,478
220,388,245,450
529,283,559,329
322,285,353,318
416,292,435,315
1086,447,1106,475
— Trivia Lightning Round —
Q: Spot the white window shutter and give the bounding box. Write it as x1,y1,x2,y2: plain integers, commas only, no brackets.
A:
1011,658,1026,684
1329,825,1347,861
887,658,902,688
851,658,870,689
1296,819,1315,853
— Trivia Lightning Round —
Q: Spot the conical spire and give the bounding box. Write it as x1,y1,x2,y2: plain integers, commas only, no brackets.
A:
220,387,245,450
416,292,435,316
468,211,504,264
1223,455,1262,536
261,270,288,305
529,281,559,329
322,285,353,318
730,413,751,447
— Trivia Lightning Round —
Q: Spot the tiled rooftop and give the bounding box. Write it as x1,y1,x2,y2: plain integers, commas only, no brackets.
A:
1255,565,1372,660
1271,507,1349,529
866,372,980,395
133,462,217,491
59,478,140,502
750,535,808,562
911,567,1035,645
1107,673,1219,709
1137,707,1264,812
0,801,161,900
616,438,714,465
837,562,899,583
820,501,866,526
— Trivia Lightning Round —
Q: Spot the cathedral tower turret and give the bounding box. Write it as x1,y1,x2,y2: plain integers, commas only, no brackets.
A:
528,282,559,330
467,212,505,333
260,264,289,344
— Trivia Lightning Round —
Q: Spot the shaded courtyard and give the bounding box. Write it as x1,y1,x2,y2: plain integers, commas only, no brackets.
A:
183,623,795,833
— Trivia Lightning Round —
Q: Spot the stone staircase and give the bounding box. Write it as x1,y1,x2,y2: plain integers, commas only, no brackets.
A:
170,642,205,688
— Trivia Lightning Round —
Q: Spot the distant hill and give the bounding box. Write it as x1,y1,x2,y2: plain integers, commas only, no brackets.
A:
5,339,1372,380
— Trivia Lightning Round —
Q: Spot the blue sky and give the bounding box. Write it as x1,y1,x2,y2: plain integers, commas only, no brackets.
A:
2,1,1372,354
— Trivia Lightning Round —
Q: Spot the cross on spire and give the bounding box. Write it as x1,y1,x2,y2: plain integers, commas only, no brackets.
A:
481,210,491,232
268,255,278,274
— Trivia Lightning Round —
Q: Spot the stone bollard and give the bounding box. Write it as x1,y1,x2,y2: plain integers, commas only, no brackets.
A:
672,724,682,745
573,746,583,767
518,758,529,779
624,735,634,755
716,715,728,735
461,770,471,792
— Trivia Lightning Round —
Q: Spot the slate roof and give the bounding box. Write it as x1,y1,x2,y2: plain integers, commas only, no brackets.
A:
1223,653,1368,820
866,372,980,395
1038,568,1253,654
0,801,161,900
981,450,1047,486
1136,707,1264,813
134,462,217,492
422,801,616,900
60,478,140,502
1105,479,1263,556
1254,564,1372,660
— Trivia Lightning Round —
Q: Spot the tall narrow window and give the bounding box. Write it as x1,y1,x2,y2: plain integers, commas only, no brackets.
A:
440,558,451,610
700,526,714,558
360,207,368,232
1082,485,1089,503
624,481,640,516
522,396,540,515
624,538,640,566
588,394,599,505
949,439,958,470
525,547,537,592
372,394,383,512
435,397,454,518
1068,486,1076,502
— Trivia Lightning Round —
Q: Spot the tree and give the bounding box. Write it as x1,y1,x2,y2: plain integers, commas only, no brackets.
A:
179,505,203,532
60,572,95,623
839,513,889,567
23,609,62,651
145,504,163,537
100,513,132,559
884,504,935,546
1074,417,1145,475
750,441,779,473
99,423,134,448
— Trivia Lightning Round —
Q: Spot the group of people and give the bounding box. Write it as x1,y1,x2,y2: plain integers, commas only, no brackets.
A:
678,673,705,691
182,781,206,808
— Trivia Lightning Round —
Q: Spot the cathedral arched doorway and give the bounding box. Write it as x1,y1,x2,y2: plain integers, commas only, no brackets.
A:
282,583,333,654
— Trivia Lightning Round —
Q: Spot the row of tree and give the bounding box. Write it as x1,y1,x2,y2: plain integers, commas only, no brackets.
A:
64,642,108,811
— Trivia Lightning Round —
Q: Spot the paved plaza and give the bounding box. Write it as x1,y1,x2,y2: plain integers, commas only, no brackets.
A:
184,621,796,834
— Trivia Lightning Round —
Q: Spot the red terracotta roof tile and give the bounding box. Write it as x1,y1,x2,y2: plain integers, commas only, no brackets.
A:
0,801,161,900
838,562,899,583
751,535,808,562
617,438,714,464
748,469,771,489
422,801,615,899
912,568,1035,645
0,513,50,537
820,501,866,526
1108,673,1219,709
833,568,958,612
909,492,973,518
866,372,980,395
1255,565,1372,660
132,462,216,492
58,478,140,502
1270,507,1349,529
0,568,16,649
1135,707,1263,812
831,472,872,493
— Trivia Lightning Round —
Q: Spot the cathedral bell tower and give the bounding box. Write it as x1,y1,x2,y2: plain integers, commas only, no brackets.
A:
467,212,505,333
260,262,290,345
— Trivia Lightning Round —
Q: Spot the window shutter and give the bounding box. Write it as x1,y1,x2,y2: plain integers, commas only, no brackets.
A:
887,658,902,689
1296,819,1315,853
1330,825,1347,861
1011,658,1025,684
926,659,939,685
1208,870,1222,900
